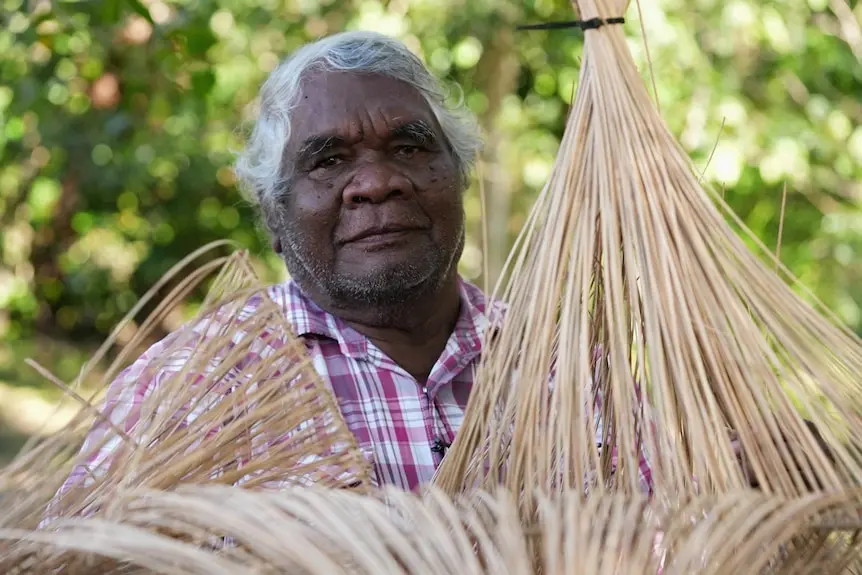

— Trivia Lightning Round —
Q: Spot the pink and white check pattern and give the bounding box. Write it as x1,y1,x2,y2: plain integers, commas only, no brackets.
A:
60,278,656,495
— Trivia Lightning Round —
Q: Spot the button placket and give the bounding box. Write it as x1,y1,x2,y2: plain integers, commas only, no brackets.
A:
422,384,447,462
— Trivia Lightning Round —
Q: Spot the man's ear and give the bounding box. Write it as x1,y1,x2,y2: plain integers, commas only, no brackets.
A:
260,197,286,254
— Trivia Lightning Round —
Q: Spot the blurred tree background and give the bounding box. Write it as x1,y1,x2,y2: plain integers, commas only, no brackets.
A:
0,0,860,461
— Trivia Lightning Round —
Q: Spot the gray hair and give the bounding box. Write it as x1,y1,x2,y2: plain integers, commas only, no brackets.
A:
234,30,484,210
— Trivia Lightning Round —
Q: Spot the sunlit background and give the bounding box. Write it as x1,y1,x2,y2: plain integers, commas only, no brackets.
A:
1,0,861,463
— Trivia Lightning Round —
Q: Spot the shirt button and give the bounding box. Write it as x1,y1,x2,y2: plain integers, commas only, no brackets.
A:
431,437,447,453
422,386,428,394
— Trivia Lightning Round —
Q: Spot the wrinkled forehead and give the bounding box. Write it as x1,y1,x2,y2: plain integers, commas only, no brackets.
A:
286,70,442,152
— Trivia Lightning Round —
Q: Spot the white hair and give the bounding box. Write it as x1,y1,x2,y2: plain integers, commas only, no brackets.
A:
234,30,484,210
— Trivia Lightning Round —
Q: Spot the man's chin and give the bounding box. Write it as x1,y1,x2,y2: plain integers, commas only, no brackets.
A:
331,265,444,306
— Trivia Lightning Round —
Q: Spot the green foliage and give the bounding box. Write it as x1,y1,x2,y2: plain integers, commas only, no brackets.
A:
0,0,860,395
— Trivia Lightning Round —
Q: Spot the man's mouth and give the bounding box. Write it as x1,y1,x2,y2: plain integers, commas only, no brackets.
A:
346,225,426,246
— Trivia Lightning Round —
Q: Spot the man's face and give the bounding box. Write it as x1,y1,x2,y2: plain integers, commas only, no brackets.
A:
271,71,466,308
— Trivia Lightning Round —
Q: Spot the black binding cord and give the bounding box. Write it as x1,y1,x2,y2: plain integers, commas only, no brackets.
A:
516,17,625,32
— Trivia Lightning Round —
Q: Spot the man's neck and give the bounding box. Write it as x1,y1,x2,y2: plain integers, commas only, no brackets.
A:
312,275,462,381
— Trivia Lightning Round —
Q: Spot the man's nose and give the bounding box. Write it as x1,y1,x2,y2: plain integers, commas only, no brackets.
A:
342,160,415,205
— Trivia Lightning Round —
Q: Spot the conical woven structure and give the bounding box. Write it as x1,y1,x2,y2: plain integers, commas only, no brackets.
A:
0,246,371,571
434,0,862,511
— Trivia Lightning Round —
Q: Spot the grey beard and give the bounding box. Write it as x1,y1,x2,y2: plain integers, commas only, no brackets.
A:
279,226,464,310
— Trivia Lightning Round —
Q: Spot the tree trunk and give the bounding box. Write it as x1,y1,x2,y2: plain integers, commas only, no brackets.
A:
474,26,520,292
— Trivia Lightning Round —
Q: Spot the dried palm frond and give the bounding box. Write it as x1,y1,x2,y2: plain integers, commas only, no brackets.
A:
0,243,371,538
0,485,860,574
434,0,862,513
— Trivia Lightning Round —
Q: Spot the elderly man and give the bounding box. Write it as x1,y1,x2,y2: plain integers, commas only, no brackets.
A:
57,30,636,493
233,31,488,487
54,31,505,493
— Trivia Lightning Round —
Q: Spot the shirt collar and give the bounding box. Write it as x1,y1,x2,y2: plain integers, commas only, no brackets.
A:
267,278,502,365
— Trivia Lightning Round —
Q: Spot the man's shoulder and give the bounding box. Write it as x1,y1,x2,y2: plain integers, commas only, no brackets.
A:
203,278,325,334
191,278,317,345
104,280,309,396
262,278,304,305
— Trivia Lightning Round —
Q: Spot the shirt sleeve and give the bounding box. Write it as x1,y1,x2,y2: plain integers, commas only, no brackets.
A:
43,329,192,523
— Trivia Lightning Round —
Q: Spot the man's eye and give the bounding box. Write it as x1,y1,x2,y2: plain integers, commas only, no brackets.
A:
395,145,420,158
314,156,343,169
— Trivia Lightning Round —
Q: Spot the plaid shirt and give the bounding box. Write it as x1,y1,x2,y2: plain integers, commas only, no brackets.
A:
60,277,656,494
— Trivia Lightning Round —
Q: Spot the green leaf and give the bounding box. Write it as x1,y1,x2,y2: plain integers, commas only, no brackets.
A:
100,0,121,24
28,178,62,223
184,24,216,58
191,69,215,98
126,0,154,25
